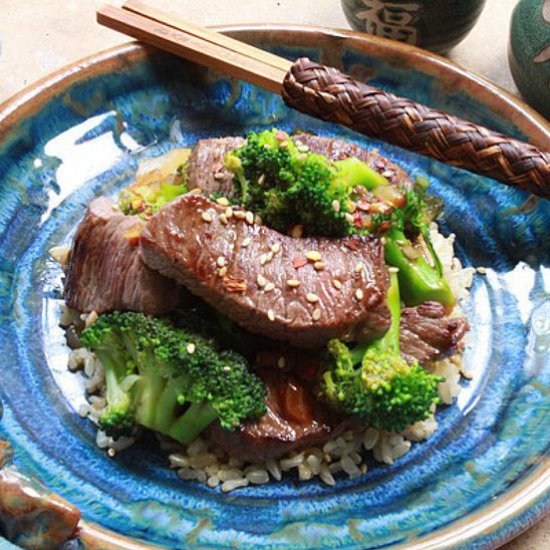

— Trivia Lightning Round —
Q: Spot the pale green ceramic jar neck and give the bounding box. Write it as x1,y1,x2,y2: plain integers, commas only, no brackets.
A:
509,0,550,120
341,0,486,53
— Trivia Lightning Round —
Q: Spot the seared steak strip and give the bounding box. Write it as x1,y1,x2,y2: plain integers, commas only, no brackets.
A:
186,134,413,198
141,194,390,349
400,302,469,364
187,136,245,198
206,368,351,462
64,197,187,314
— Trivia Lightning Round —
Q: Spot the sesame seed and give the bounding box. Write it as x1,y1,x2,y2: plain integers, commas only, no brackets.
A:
257,274,267,288
268,309,275,321
260,251,274,265
277,356,286,368
223,366,232,372
216,196,229,206
332,200,340,212
214,172,225,180
186,343,196,354
388,266,399,273
306,250,322,262
354,262,363,273
218,266,228,277
225,207,234,219
219,214,228,225
201,212,213,223
286,279,301,288
189,187,202,194
382,170,393,178
297,144,309,153
264,282,275,292
217,256,226,267
258,174,266,184
314,261,325,271
245,211,254,225
306,293,320,303
290,225,304,238
271,242,281,254
234,210,246,219
107,448,116,458
254,214,262,225
312,308,321,321
279,140,288,149
263,143,272,149
345,213,354,224
332,279,342,290
241,237,252,248
355,289,364,301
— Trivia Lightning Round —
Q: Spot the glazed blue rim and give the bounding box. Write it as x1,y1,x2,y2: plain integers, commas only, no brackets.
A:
0,26,549,549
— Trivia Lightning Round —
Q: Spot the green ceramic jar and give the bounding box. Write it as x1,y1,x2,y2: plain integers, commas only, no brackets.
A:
340,0,486,53
509,0,550,120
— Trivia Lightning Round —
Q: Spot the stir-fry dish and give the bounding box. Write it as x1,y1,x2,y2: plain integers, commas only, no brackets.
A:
53,129,473,492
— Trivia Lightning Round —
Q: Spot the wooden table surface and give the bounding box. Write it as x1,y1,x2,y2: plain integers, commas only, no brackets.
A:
0,0,548,548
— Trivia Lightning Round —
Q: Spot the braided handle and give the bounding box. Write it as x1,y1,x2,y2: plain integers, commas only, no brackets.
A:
282,58,550,198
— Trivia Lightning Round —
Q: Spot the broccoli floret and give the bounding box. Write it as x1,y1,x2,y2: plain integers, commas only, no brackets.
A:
224,129,386,237
316,272,442,433
80,312,266,444
225,129,454,307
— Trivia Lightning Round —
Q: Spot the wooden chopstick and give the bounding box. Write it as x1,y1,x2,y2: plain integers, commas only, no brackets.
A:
97,2,550,194
122,0,292,73
97,4,288,93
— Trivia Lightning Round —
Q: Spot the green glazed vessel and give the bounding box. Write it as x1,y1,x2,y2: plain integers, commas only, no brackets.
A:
340,0,486,53
509,0,550,120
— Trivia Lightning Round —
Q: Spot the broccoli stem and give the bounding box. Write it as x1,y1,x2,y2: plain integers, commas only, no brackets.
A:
384,227,454,308
167,401,219,445
349,271,401,365
333,158,390,191
154,384,180,434
134,369,167,430
95,349,131,408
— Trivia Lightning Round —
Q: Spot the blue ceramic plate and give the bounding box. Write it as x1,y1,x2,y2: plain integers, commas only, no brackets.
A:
1,27,550,549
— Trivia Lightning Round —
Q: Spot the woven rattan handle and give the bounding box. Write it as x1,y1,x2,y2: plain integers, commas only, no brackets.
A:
282,58,550,198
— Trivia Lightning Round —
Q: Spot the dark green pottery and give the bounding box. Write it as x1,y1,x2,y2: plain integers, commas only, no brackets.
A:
509,0,550,120
341,0,486,53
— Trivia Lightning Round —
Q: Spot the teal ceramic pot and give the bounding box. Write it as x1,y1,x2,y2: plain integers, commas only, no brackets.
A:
341,0,486,53
509,0,550,120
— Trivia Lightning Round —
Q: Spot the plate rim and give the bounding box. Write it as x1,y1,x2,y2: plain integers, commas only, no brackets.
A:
0,24,549,550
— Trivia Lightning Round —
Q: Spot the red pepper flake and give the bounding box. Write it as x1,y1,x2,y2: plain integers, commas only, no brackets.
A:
379,221,391,233
353,213,364,228
344,239,362,251
301,360,320,379
223,276,247,293
123,225,143,247
292,257,308,269
356,199,371,212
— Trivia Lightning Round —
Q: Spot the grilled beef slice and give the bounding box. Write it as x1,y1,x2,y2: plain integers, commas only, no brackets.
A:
186,134,413,197
206,368,350,462
64,197,186,314
187,136,245,197
140,194,391,349
400,302,469,364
